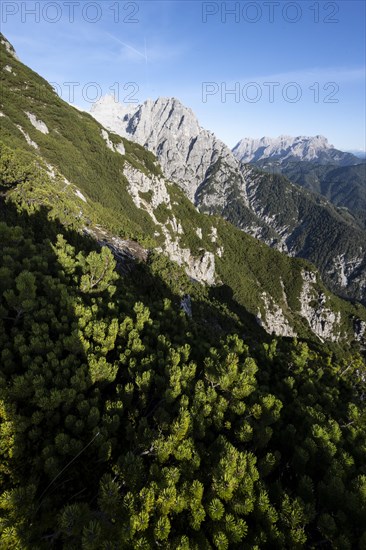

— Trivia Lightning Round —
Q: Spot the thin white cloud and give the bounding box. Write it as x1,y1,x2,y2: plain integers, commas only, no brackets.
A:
105,32,147,62
104,31,188,64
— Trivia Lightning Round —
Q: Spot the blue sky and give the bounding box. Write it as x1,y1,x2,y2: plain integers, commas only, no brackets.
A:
2,0,365,150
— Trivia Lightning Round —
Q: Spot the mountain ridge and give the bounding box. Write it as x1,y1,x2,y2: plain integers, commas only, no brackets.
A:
1,33,366,344
90,95,366,305
1,33,366,550
232,134,363,166
91,94,239,204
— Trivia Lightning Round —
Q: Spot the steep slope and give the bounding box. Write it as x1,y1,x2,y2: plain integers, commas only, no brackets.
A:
236,167,366,302
2,34,366,550
256,160,366,228
90,96,366,305
1,33,366,345
2,199,366,550
232,135,363,166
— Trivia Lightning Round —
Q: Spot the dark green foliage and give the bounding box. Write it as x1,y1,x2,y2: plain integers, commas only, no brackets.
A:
122,139,163,178
0,201,365,549
0,35,366,548
0,146,37,190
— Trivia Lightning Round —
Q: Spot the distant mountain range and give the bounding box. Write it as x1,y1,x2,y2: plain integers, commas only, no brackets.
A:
232,135,363,166
91,96,366,305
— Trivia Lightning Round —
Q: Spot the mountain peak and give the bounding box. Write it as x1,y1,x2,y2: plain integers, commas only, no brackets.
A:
90,95,196,135
92,95,187,111
90,94,241,202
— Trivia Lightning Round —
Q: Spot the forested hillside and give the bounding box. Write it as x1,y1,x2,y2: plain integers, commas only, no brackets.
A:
267,161,366,229
1,33,366,549
0,145,365,548
2,32,366,343
1,192,366,549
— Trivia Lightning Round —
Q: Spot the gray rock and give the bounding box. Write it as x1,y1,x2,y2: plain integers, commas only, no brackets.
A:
232,135,361,166
256,292,297,338
181,295,192,317
299,271,342,342
91,96,249,206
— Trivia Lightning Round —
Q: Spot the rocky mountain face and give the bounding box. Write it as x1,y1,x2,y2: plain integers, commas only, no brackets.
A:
1,33,366,345
91,96,250,207
240,169,366,303
232,135,362,166
90,96,366,305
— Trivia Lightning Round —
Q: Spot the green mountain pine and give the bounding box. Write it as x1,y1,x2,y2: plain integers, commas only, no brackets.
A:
0,34,366,549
